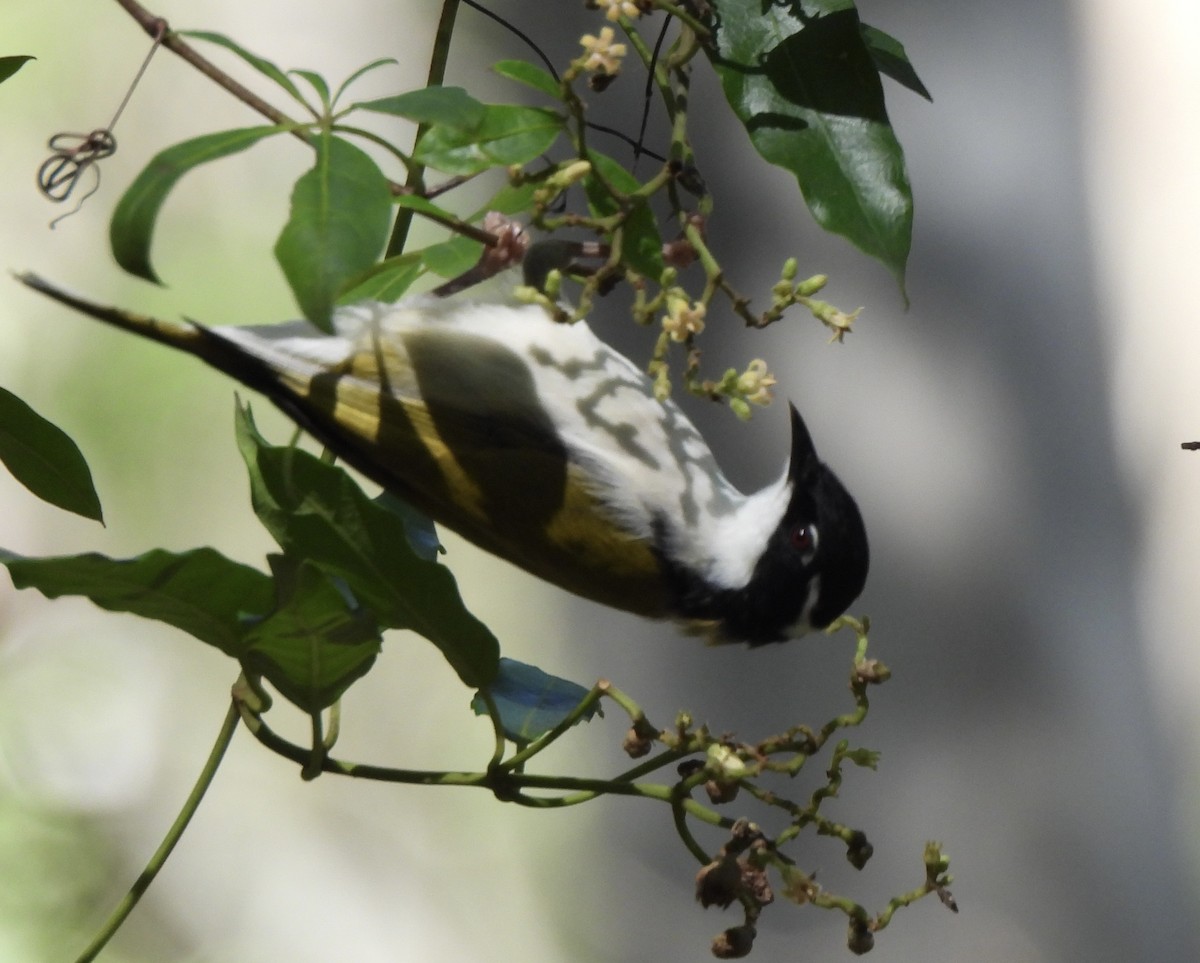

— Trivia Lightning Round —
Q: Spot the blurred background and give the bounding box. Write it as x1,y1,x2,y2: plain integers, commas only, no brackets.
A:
2,1,1198,960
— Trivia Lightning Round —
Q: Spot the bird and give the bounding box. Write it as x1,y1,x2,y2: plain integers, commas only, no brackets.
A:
17,258,868,646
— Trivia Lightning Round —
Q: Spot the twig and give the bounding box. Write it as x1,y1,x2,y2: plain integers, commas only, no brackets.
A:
109,0,499,247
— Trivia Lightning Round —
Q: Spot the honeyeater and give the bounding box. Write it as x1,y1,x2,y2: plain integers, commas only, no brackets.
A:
18,263,868,645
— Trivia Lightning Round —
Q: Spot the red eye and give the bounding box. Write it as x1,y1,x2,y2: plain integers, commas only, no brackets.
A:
790,524,815,554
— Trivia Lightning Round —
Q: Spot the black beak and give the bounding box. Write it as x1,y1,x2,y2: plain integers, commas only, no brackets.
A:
788,403,821,485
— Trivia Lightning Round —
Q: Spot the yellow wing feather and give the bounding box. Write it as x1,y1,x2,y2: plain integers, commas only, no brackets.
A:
269,320,671,618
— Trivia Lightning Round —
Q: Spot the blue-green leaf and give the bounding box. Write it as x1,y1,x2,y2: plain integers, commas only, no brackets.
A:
472,658,599,743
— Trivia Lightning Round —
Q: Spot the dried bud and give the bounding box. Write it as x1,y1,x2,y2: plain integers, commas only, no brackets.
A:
845,830,874,870
704,779,740,805
740,861,773,906
623,725,653,758
695,855,741,909
847,919,875,955
711,924,756,959
854,658,891,685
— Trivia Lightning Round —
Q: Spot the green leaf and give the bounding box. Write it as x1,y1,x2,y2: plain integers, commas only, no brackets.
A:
420,236,483,279
373,492,443,562
291,69,331,112
860,24,932,101
180,31,309,109
493,60,560,98
356,86,486,127
110,125,287,283
391,194,461,222
0,546,273,656
0,387,102,522
332,57,398,109
336,252,425,304
274,132,393,331
414,104,563,175
471,658,599,744
471,180,539,219
0,55,34,86
234,402,500,688
241,555,381,710
703,0,913,288
585,151,664,279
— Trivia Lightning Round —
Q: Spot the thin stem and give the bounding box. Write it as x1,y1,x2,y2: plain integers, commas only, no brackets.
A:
110,0,499,249
72,703,241,963
386,0,462,258
111,0,310,145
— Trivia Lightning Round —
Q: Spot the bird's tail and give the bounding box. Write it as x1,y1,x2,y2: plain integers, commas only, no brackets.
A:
15,272,284,397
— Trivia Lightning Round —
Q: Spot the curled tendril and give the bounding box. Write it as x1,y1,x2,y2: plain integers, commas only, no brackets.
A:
36,17,165,227
37,130,117,227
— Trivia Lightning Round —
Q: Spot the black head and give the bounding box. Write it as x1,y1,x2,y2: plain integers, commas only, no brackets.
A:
778,403,869,632
667,404,869,645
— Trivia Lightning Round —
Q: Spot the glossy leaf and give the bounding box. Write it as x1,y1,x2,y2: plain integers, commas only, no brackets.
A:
274,132,393,331
413,104,563,176
235,402,500,688
585,151,664,279
180,31,309,109
0,56,34,85
471,658,599,744
704,0,913,287
860,24,932,101
111,125,287,283
0,546,272,656
0,386,102,522
493,60,560,98
241,556,381,710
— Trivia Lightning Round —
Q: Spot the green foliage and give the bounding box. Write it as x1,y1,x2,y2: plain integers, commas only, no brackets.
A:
0,546,271,654
0,55,34,86
3,2,948,958
702,0,917,288
234,402,499,688
110,125,289,283
471,657,600,743
274,132,393,330
0,386,102,522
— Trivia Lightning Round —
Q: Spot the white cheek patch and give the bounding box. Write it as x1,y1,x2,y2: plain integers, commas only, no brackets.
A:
692,472,789,591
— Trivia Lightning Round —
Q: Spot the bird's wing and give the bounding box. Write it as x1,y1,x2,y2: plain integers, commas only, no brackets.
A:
213,305,671,617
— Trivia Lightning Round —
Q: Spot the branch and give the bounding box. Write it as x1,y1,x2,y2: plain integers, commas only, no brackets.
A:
109,0,499,248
